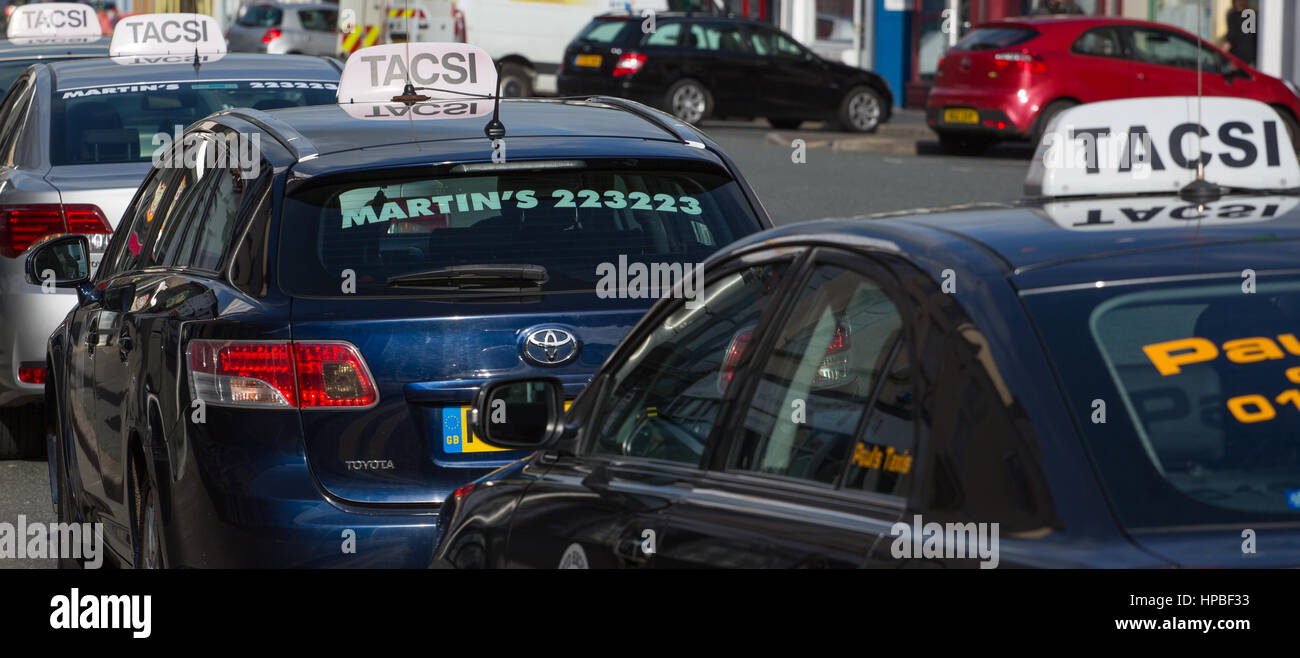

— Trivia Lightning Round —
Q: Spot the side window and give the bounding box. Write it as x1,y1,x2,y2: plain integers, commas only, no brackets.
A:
1129,28,1221,72
299,9,336,31
108,166,184,276
189,164,252,271
1072,27,1122,58
155,166,219,268
0,76,34,165
589,262,791,464
772,31,806,58
685,22,748,53
642,21,682,47
729,264,910,486
748,28,772,55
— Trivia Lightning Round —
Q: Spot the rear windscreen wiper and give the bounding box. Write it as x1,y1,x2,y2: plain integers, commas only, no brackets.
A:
386,264,549,290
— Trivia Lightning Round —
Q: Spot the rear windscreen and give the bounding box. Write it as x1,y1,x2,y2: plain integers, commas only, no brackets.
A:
237,5,283,26
278,165,758,298
953,27,1038,51
51,80,337,165
574,18,633,44
1025,276,1300,529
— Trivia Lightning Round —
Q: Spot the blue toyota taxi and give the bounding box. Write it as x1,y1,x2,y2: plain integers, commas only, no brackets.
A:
434,97,1300,569
33,41,770,567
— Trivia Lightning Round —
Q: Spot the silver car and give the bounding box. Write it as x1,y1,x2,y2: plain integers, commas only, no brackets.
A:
227,2,340,56
0,53,342,458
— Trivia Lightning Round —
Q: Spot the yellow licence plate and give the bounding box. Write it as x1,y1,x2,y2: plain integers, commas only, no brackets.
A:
442,401,572,454
943,108,980,124
574,54,602,68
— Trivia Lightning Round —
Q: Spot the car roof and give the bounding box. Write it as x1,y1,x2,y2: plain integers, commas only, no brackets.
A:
0,37,110,61
250,98,698,160
592,11,769,25
44,53,339,89
995,15,1205,32
723,193,1300,284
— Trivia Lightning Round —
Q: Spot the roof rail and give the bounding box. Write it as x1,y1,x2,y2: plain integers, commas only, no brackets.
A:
217,107,320,162
583,95,706,148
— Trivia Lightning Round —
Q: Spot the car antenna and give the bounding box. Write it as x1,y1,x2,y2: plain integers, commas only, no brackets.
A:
391,0,430,105
193,45,201,74
484,62,506,139
1179,0,1220,204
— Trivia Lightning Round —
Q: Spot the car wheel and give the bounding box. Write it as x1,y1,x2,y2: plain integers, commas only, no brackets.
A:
836,86,884,133
665,79,711,125
498,63,533,98
1031,99,1078,145
937,133,995,156
0,404,44,460
131,458,164,569
768,118,803,130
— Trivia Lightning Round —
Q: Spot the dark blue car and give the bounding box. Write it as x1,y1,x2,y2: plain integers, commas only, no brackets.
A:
32,91,770,567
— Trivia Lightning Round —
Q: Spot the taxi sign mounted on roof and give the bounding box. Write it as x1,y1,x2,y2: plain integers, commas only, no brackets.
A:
1026,97,1300,197
108,14,226,61
6,3,101,38
337,42,496,105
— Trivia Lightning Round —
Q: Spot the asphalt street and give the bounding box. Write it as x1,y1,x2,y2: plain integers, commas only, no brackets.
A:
0,109,1034,570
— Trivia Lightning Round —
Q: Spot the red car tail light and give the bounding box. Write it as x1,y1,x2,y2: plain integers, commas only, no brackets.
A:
262,27,282,44
994,51,1046,74
293,342,378,408
613,52,646,77
187,340,378,409
18,367,45,384
0,203,111,258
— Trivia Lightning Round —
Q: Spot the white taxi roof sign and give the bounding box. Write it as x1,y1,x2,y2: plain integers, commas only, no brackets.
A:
338,42,496,104
1026,97,1300,197
6,3,102,39
108,14,225,58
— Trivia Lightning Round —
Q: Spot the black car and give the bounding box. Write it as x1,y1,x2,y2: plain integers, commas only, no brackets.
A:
432,97,1300,570
557,12,893,132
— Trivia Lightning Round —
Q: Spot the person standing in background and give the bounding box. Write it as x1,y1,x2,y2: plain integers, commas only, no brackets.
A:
1225,0,1257,67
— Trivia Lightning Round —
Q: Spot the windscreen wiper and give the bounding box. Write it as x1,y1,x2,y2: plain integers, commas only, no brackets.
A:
386,264,549,290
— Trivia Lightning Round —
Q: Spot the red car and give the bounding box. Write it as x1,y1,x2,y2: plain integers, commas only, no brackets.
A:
926,16,1300,154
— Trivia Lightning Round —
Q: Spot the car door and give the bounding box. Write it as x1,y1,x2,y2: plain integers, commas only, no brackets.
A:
749,26,835,120
90,145,210,548
651,250,919,568
682,21,759,117
504,254,799,568
1123,26,1231,98
1068,25,1136,101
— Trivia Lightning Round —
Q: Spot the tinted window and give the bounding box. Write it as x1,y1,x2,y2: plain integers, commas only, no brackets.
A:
298,9,336,31
190,164,257,271
589,262,790,464
953,26,1039,51
642,21,682,47
1129,28,1223,72
1025,276,1300,527
730,265,907,486
685,22,748,53
237,4,283,26
51,79,336,165
150,164,209,268
108,167,184,276
278,166,758,298
575,18,633,44
1072,27,1123,57
0,75,33,164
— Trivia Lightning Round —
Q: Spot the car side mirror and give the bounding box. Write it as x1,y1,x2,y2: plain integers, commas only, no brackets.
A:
470,377,565,450
24,235,91,288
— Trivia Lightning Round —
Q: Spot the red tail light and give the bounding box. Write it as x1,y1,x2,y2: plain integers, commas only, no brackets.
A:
188,340,377,409
262,27,282,44
0,203,111,258
293,342,378,408
453,482,476,502
18,367,45,384
994,51,1046,74
718,329,753,393
612,52,646,77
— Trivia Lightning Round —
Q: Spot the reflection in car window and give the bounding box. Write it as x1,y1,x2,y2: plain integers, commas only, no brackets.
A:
590,263,790,464
730,265,905,485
